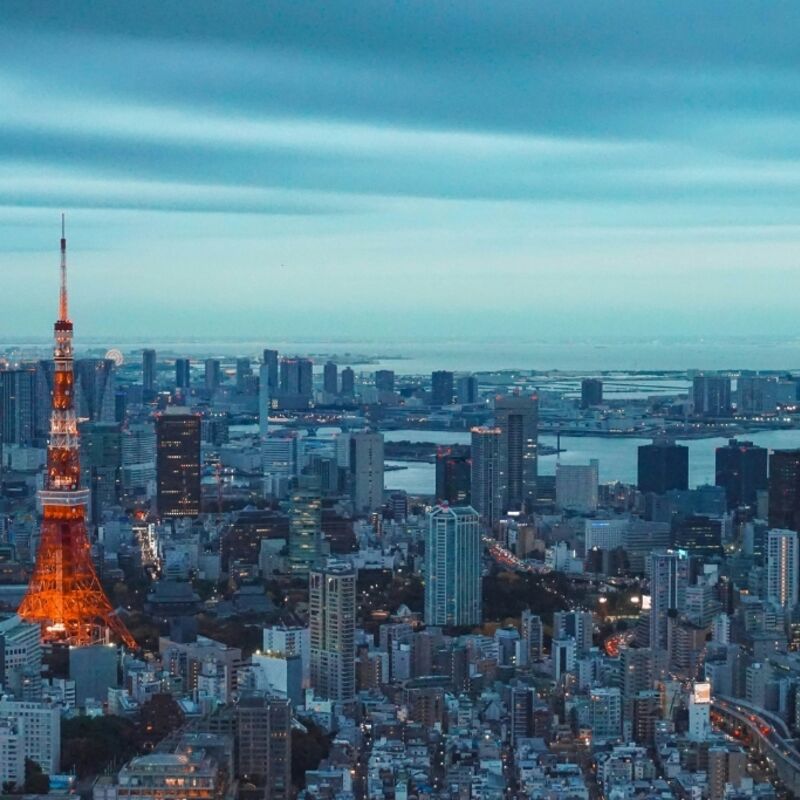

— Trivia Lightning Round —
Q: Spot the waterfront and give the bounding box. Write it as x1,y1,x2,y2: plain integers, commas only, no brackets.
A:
383,427,800,496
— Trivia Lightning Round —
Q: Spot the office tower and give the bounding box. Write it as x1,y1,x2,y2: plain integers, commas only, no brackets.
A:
649,549,690,651
435,445,471,505
258,363,271,439
693,374,732,417
79,421,122,520
494,393,538,513
0,699,60,775
142,348,156,397
156,408,201,517
0,615,42,701
235,357,252,391
687,681,711,742
175,358,191,390
470,426,502,525
552,637,576,682
205,358,222,394
553,610,593,656
340,366,355,397
456,375,479,405
673,515,722,560
769,449,800,531
323,361,338,395
589,687,622,742
766,528,799,609
637,439,688,494
0,369,36,447
521,610,544,663
349,431,384,513
424,505,482,627
430,370,454,407
375,369,395,393
580,378,603,409
278,358,313,407
555,460,599,513
18,221,133,649
289,475,323,577
236,692,292,800
309,562,356,703
262,431,299,477
715,439,768,508
262,349,279,391
74,358,116,422
121,422,156,499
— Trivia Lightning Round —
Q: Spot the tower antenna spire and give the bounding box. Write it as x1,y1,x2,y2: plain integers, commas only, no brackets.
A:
59,213,68,322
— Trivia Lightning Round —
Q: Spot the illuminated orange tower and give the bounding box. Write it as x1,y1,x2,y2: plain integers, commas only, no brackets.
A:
18,217,135,648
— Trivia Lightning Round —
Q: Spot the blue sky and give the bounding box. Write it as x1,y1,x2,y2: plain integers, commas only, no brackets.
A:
2,1,800,339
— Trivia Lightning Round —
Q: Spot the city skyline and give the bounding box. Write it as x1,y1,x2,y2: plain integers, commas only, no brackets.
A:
2,3,800,339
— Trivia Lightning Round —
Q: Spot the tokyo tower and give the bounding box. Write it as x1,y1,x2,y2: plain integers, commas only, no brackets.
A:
18,217,135,649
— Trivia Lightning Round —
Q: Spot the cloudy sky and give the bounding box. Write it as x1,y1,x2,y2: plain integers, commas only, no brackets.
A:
2,1,800,340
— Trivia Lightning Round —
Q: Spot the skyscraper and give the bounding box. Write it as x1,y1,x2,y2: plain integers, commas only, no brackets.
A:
0,369,36,446
553,610,594,656
768,449,800,532
555,460,599,513
456,375,479,405
520,610,544,663
309,562,356,703
580,378,603,409
79,421,122,521
142,348,156,397
235,357,252,391
766,528,799,610
340,366,355,397
715,439,768,508
323,361,338,395
435,445,471,505
349,431,384,513
204,358,222,394
156,408,201,517
175,358,191,391
262,349,279,391
258,362,271,439
424,505,482,627
494,393,538,513
289,475,323,577
430,370,454,407
637,439,688,494
74,358,116,422
278,358,313,408
649,549,690,651
470,426,502,525
693,374,732,417
673,516,722,560
375,369,395,393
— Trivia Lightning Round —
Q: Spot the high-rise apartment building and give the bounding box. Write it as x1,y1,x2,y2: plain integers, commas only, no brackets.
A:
0,615,42,701
520,610,544,663
278,358,313,408
424,505,482,627
235,357,252,392
175,358,191,391
0,699,60,775
309,562,356,703
156,409,201,517
637,439,688,494
470,426,502,525
288,475,323,577
693,374,732,417
262,349,279,391
142,349,156,397
580,378,603,409
435,445,471,505
258,363,271,439
494,393,538,513
649,549,691,651
715,439,768,508
349,431,384,514
340,366,355,397
766,528,799,610
769,449,800,532
430,370,454,407
456,375,479,405
375,370,395,393
553,610,593,656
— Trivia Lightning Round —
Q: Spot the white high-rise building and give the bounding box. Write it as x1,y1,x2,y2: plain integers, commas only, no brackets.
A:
552,637,576,682
349,431,384,513
263,625,310,687
0,700,60,775
520,610,544,664
424,505,482,627
688,682,712,742
766,528,799,610
556,460,599,513
309,562,356,703
584,517,628,551
0,718,25,789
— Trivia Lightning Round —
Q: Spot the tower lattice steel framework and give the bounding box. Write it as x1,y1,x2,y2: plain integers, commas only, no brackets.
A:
18,217,135,648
